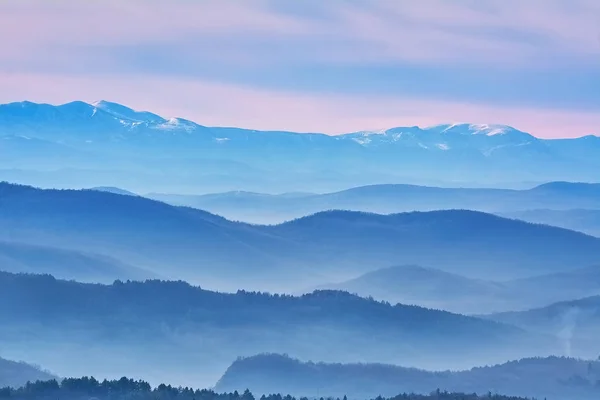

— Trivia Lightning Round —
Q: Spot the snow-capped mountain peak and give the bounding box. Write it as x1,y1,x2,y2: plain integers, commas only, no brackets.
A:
92,100,165,124
353,128,388,136
467,124,514,136
154,117,198,133
0,100,594,166
431,123,520,136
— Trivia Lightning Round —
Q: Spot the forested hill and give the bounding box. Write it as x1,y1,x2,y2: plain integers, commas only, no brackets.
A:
0,358,55,390
3,182,600,292
0,377,535,400
0,271,553,386
216,354,600,400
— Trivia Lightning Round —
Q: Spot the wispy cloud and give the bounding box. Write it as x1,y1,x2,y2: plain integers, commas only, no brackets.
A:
0,0,598,137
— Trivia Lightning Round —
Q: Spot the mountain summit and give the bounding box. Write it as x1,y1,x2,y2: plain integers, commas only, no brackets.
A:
91,100,165,123
1,100,599,192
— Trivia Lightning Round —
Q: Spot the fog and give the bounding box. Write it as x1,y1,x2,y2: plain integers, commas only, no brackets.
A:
2,114,600,400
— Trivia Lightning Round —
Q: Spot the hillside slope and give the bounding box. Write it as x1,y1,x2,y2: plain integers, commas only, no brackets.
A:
316,264,600,314
0,357,55,389
0,241,151,283
3,183,600,288
215,354,600,400
485,295,600,359
0,272,554,387
149,182,600,224
502,208,600,237
269,209,600,280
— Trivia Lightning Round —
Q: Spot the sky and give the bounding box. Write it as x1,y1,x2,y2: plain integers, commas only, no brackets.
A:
0,0,599,138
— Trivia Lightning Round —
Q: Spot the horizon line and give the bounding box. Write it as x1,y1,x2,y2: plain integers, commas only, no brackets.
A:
1,99,598,140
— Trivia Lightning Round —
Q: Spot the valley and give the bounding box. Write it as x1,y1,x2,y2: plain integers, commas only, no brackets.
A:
1,104,599,400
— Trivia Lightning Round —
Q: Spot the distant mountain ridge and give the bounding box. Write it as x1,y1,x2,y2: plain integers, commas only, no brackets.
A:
315,264,600,314
0,271,551,388
215,354,600,400
2,183,600,290
485,295,600,357
150,181,600,224
1,100,599,193
4,100,595,142
0,240,151,283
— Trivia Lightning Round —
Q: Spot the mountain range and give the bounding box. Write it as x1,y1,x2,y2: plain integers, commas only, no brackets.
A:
215,354,600,400
1,100,599,193
0,272,553,388
313,264,600,314
2,183,600,290
0,240,150,284
485,295,600,359
3,99,600,395
149,181,600,225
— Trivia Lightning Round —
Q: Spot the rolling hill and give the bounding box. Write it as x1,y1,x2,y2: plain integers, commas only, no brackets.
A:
501,208,600,237
0,182,311,291
0,272,555,388
314,265,503,313
485,296,600,359
315,264,600,314
149,182,600,224
0,357,55,389
0,241,151,283
215,354,600,400
269,209,600,281
2,183,600,289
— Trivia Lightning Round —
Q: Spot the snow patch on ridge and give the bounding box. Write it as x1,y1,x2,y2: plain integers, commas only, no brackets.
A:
355,128,388,136
352,137,372,145
469,124,512,136
155,117,197,133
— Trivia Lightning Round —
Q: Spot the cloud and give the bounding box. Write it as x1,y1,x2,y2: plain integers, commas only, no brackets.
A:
0,0,598,137
2,0,598,65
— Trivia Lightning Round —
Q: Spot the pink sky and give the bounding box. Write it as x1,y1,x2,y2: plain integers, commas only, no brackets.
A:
0,0,598,138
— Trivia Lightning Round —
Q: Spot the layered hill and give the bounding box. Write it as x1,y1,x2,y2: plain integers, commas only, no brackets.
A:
0,272,554,388
215,354,600,400
269,209,600,281
3,183,600,289
485,295,600,359
0,182,308,290
316,265,600,314
150,182,600,224
0,241,150,283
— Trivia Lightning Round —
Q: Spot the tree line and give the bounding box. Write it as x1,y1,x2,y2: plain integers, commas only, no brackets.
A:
0,377,537,400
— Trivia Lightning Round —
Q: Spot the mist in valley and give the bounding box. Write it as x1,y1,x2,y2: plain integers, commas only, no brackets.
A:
1,2,600,400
